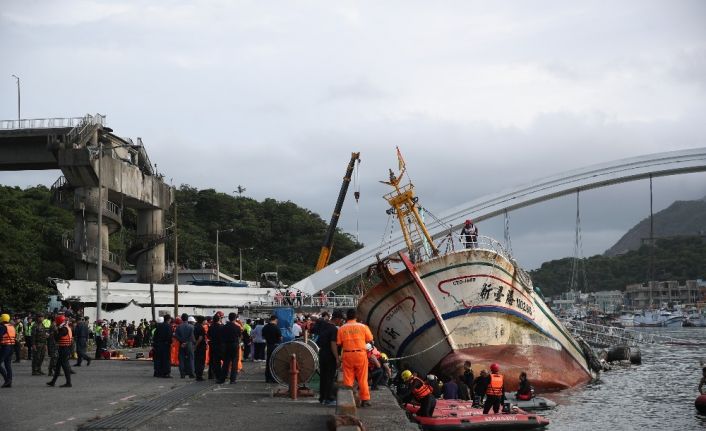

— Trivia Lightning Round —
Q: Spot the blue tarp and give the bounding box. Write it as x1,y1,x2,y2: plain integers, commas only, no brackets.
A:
274,307,294,342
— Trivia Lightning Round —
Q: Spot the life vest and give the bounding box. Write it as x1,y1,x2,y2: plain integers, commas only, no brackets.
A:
410,376,433,400
486,373,504,396
58,326,73,347
1,323,16,345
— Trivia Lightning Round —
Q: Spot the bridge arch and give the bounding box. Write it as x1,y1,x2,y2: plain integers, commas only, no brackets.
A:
293,147,706,295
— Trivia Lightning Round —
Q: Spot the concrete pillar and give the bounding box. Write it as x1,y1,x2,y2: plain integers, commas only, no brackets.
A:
136,208,165,283
73,187,109,281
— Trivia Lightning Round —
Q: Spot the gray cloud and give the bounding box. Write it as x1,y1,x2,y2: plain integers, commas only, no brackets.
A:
1,0,705,272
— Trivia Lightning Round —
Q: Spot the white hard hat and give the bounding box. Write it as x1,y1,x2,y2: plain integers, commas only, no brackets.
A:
187,316,196,323
365,343,373,351
157,317,164,323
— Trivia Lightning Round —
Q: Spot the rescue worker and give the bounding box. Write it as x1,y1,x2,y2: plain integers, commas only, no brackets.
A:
366,343,385,390
483,363,505,414
46,315,72,387
462,360,474,397
336,308,374,407
0,313,16,387
31,313,49,375
193,315,207,381
208,312,224,380
400,370,436,417
24,316,34,361
153,315,173,378
699,367,706,394
516,371,533,400
74,316,92,366
47,317,59,376
261,314,282,383
220,312,242,384
175,314,195,379
460,219,478,249
317,309,342,405
13,317,23,363
474,369,489,406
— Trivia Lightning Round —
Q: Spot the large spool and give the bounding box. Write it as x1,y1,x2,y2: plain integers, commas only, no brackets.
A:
269,340,319,385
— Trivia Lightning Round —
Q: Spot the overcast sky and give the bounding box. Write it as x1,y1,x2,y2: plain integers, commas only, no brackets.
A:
1,1,705,271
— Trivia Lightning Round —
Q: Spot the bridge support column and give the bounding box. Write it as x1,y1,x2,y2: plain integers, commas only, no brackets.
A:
73,187,110,281
136,208,165,283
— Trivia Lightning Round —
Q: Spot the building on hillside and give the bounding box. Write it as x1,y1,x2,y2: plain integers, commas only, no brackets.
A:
625,280,706,308
589,290,624,314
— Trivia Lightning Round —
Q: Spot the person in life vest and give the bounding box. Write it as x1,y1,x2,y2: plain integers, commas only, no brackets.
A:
337,308,374,407
516,371,533,401
483,363,505,414
365,343,385,390
1,313,16,387
460,219,479,249
46,315,73,388
401,369,437,417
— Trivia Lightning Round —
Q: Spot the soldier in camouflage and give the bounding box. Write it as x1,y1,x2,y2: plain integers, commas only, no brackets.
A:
31,313,48,375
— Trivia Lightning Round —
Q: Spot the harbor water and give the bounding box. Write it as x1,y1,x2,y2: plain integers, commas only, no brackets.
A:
540,327,706,430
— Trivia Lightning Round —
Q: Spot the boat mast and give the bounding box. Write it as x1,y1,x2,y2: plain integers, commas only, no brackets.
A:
381,147,439,260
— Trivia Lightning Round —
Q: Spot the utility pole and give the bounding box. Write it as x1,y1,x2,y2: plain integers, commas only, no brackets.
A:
239,247,253,282
96,140,103,321
216,228,233,281
11,75,20,122
173,199,179,317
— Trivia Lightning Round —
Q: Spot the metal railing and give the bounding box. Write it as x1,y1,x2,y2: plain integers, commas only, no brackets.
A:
75,195,122,220
265,294,360,308
561,318,705,347
67,114,105,146
62,234,122,268
0,114,105,130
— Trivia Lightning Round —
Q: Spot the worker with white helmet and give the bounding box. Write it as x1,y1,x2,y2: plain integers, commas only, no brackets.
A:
1,313,16,388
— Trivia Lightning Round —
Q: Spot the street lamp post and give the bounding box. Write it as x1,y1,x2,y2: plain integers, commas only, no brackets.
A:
11,75,20,122
239,247,254,281
96,140,103,321
216,228,233,281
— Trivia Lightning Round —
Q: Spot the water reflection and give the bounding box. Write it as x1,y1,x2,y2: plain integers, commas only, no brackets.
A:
540,328,706,431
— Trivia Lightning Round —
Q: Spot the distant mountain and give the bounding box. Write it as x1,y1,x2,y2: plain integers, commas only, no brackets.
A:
604,196,706,256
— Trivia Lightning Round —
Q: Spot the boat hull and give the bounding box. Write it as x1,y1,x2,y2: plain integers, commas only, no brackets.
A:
358,249,592,391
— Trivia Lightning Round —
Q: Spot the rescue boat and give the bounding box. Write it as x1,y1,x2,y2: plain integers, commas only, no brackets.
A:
357,149,596,391
405,400,550,430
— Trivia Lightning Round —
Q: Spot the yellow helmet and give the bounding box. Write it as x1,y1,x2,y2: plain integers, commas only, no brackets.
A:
401,370,413,381
380,353,388,360
0,314,10,323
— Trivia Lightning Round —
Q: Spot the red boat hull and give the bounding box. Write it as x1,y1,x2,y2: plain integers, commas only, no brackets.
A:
438,343,592,391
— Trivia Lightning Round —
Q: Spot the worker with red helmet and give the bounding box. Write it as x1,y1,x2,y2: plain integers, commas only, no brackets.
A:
460,219,479,249
46,315,73,388
483,362,505,414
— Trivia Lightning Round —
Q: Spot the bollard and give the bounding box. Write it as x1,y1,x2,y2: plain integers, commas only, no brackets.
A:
289,353,299,400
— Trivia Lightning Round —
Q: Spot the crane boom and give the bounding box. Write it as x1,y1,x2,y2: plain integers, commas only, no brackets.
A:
316,152,360,271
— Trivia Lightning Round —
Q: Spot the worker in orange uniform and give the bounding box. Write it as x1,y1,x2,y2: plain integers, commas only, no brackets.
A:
1,313,16,388
336,308,374,407
46,315,73,388
483,362,505,414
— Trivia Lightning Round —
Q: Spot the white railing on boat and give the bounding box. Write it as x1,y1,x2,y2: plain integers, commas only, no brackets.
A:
253,294,359,309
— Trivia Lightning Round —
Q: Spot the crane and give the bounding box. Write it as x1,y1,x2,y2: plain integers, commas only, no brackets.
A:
315,152,361,271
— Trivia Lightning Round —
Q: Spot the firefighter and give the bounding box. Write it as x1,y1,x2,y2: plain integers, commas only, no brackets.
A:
400,370,436,417
483,362,505,414
336,308,374,407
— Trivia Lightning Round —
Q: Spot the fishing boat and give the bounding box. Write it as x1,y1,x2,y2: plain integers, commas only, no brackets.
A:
633,309,685,327
357,149,596,391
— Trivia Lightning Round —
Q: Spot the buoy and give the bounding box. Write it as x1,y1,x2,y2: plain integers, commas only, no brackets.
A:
695,394,706,414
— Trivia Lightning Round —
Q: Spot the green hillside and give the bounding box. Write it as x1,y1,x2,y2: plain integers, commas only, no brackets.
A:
0,184,362,312
530,236,706,297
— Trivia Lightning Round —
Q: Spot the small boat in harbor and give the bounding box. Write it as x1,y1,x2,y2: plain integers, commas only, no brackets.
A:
405,399,550,430
358,149,597,392
633,309,685,327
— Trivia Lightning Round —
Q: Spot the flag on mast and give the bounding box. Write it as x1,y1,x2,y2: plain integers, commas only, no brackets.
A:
396,146,406,172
